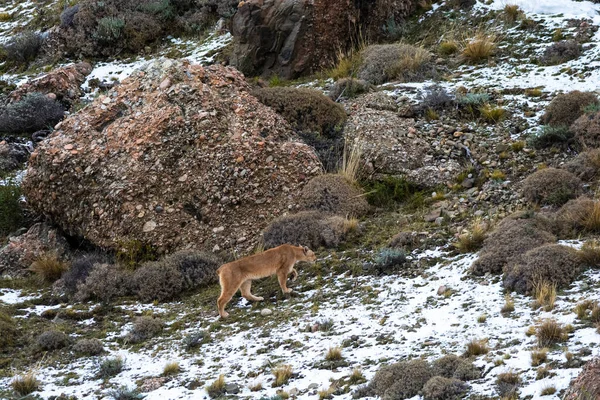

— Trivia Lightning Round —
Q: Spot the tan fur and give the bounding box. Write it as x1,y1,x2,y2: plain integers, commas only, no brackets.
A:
216,244,316,318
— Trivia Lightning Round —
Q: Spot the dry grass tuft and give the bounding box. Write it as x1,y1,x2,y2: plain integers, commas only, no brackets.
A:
339,141,363,184
536,319,568,347
272,364,293,387
480,104,506,123
464,338,489,356
325,346,343,361
206,375,226,398
249,381,263,391
541,385,557,396
348,367,366,385
454,218,489,253
462,34,497,64
162,361,180,376
532,281,556,311
29,253,68,283
11,371,40,396
530,348,548,366
439,40,459,55
503,5,523,23
579,240,600,267
318,384,337,400
501,294,515,314
477,314,487,323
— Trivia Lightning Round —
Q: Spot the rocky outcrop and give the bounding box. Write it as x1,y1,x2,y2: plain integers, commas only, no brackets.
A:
344,93,461,187
0,140,31,175
231,0,417,78
564,357,600,400
10,62,92,106
0,223,70,277
23,59,321,253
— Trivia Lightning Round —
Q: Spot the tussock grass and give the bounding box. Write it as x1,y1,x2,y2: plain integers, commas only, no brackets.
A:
541,385,556,395
249,381,263,391
162,361,180,376
206,375,226,398
536,319,568,347
11,371,40,396
438,40,458,55
477,314,487,323
480,104,506,123
464,338,489,356
454,218,488,253
503,5,523,23
462,33,497,64
98,356,124,378
318,385,336,400
501,294,515,314
339,141,362,184
325,346,343,361
579,240,600,267
272,364,293,387
348,367,366,384
532,281,556,311
29,253,68,283
530,348,548,366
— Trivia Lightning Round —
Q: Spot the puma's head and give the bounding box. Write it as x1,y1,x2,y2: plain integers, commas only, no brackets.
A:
301,245,317,262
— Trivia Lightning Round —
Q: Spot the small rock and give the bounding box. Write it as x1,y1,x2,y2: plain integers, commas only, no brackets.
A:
142,220,157,232
437,285,447,295
308,383,319,390
213,226,225,233
260,308,273,316
224,383,240,394
424,208,442,222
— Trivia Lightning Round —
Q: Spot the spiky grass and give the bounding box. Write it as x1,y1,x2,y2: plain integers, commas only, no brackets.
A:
541,386,556,395
454,218,488,253
536,319,568,347
339,141,362,184
29,253,68,283
532,281,556,311
503,5,523,23
462,34,497,64
439,40,459,55
162,361,180,376
249,381,263,392
318,385,336,400
343,217,359,233
206,375,226,398
501,294,515,314
530,348,548,366
497,370,521,385
464,338,489,356
11,371,40,396
348,367,366,385
579,240,600,267
477,314,487,323
325,347,343,361
272,364,293,387
479,104,506,123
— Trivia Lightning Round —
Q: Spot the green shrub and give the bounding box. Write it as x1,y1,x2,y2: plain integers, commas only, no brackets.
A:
542,91,599,128
361,176,421,208
471,212,555,275
528,125,573,149
358,43,435,85
139,0,175,20
37,330,70,350
572,110,600,149
366,359,433,399
422,376,468,400
2,31,43,66
183,331,209,350
125,316,164,343
541,40,581,65
521,168,581,206
116,239,158,269
107,385,144,400
300,174,370,217
0,179,24,238
98,356,124,378
73,338,104,356
262,211,351,250
374,248,407,273
503,244,582,294
0,93,65,135
161,250,221,289
95,17,125,43
75,263,131,303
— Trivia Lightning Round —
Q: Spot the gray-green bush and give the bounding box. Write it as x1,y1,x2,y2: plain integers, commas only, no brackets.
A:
37,330,70,350
521,168,581,206
0,93,65,134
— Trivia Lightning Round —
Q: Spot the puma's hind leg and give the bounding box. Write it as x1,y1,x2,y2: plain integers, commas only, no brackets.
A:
240,280,264,302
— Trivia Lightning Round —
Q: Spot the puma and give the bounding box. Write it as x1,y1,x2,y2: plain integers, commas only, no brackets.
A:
216,244,317,318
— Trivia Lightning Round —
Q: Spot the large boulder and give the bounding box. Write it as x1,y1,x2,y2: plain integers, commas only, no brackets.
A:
564,358,600,400
10,62,92,106
23,59,321,253
231,0,417,78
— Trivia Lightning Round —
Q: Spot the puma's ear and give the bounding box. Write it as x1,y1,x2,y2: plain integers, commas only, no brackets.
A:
303,246,308,254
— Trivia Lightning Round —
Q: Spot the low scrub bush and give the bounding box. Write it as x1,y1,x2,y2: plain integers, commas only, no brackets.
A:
374,248,407,274
542,90,598,128
579,240,600,268
29,253,68,283
432,354,479,380
115,239,158,269
496,370,521,398
361,176,421,208
422,376,468,400
98,356,124,378
470,212,555,275
125,316,164,344
564,148,600,181
540,40,581,65
0,310,18,351
328,78,370,101
0,93,65,135
300,174,370,217
183,330,209,350
107,386,143,399
60,5,79,28
365,359,433,399
528,125,573,149
358,43,435,85
37,330,70,350
75,263,131,303
421,85,454,111
262,211,352,250
521,168,581,206
504,244,582,294
61,253,110,296
555,197,600,236
73,338,104,356
571,110,600,149
0,179,24,238
2,31,43,66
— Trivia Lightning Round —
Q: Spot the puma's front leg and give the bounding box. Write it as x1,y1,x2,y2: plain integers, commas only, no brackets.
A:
277,270,292,294
290,268,298,282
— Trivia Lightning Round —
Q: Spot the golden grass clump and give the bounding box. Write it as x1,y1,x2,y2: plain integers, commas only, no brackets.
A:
501,294,515,314
532,281,556,311
325,346,343,361
348,367,366,385
530,348,548,366
249,381,263,391
541,386,556,396
477,314,487,323
272,364,293,387
162,361,180,376
503,5,523,23
454,218,489,253
206,375,226,398
464,338,489,356
29,253,68,283
462,34,497,64
536,319,568,347
578,240,600,267
439,40,459,56
479,104,506,123
11,371,40,396
318,385,336,400
339,141,363,184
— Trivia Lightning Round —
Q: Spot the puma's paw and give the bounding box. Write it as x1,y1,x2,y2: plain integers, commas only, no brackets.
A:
283,288,293,294
219,311,230,319
255,296,264,301
291,275,298,282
